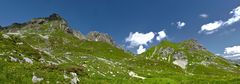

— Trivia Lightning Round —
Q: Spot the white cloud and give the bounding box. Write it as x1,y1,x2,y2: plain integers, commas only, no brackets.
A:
200,21,223,34
225,6,240,25
156,30,167,41
137,45,146,54
224,54,240,58
200,6,240,34
125,32,155,48
199,14,208,18
176,21,186,29
126,30,168,54
223,45,240,60
224,45,240,55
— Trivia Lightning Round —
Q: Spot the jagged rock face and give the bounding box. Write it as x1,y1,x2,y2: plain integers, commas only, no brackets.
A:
182,39,206,51
3,13,69,32
1,13,86,40
1,13,115,44
67,29,86,40
154,47,188,69
87,31,114,45
173,51,186,60
1,14,240,83
48,13,63,21
173,52,188,69
161,47,174,58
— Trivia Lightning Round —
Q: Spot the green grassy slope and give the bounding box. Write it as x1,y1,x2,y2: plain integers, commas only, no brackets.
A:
0,14,240,84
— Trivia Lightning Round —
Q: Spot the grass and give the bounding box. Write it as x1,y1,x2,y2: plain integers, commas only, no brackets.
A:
0,19,240,84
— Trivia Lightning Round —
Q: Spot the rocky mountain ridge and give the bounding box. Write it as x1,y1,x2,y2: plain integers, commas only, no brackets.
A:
0,13,115,45
0,14,240,84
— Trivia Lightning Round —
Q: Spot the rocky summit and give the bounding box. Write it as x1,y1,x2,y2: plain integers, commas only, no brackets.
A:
0,14,240,84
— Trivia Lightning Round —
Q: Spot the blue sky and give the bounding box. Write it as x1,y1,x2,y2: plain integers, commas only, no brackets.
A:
0,0,240,58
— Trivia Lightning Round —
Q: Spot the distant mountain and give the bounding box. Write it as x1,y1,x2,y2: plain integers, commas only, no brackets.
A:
0,14,239,84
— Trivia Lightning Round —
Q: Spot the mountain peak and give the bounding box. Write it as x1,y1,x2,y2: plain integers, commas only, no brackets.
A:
47,13,64,21
181,39,207,51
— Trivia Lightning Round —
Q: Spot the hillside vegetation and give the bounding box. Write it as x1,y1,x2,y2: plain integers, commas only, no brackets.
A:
0,14,240,84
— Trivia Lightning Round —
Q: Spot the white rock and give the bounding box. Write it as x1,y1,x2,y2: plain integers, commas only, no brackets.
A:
47,61,59,65
128,71,146,79
24,57,33,64
10,56,18,62
39,57,45,64
173,59,188,69
64,74,70,79
7,32,21,35
65,52,71,55
39,34,49,39
16,42,23,45
64,71,70,79
70,72,79,84
2,34,10,38
32,73,43,83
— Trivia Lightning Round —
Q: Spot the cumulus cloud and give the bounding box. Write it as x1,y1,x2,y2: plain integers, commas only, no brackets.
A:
137,45,146,54
199,21,223,34
156,30,167,41
224,46,240,55
125,32,155,48
223,45,240,59
225,6,240,25
176,21,186,29
200,6,240,34
199,14,208,18
125,30,168,54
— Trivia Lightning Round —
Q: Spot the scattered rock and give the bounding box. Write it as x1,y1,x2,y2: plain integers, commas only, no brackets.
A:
70,72,80,84
173,51,186,60
2,34,10,38
24,57,33,64
10,56,18,62
128,71,146,79
156,47,174,60
32,73,44,83
39,34,49,39
16,42,23,45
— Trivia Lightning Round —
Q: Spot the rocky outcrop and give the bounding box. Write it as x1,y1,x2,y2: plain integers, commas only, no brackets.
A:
67,29,86,40
3,13,69,31
1,13,115,44
87,31,115,45
149,46,188,69
181,39,206,51
172,51,188,69
47,13,63,21
156,47,175,60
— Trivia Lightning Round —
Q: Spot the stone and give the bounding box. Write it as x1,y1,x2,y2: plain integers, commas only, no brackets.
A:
172,51,188,69
182,39,207,51
87,31,115,45
67,29,86,40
